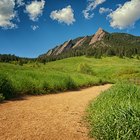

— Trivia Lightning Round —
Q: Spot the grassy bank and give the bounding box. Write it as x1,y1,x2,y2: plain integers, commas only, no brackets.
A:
87,83,140,140
0,56,140,100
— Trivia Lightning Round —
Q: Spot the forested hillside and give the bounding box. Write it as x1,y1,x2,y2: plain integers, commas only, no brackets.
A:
38,28,140,62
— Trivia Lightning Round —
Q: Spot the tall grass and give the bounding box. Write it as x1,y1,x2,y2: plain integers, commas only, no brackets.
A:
0,94,5,101
0,56,140,100
0,74,17,99
77,63,94,75
87,83,140,140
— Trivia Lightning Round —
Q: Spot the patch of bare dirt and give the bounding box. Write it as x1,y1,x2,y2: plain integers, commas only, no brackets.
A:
0,84,111,140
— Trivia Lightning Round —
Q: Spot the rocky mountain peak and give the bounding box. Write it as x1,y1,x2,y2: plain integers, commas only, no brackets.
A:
55,39,73,55
72,36,87,48
89,28,106,45
97,27,104,33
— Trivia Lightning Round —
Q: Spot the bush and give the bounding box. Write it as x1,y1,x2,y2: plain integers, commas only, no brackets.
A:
42,81,50,90
21,80,41,95
117,68,139,76
77,63,94,75
64,76,77,90
0,74,16,99
49,76,77,92
0,93,5,102
87,83,140,140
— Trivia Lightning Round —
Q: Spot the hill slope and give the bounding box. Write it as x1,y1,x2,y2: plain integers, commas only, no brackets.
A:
0,56,140,100
38,28,140,62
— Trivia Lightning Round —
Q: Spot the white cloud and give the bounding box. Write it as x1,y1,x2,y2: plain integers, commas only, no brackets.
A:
83,0,106,19
16,0,25,7
0,0,17,29
109,0,140,29
31,25,39,31
99,7,112,14
50,5,75,25
25,0,45,21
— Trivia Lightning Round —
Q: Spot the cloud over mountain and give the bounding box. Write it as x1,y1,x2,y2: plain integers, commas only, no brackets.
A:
109,0,140,29
83,0,106,19
0,0,17,29
31,25,39,31
25,0,45,21
50,5,75,25
99,7,112,14
16,0,25,7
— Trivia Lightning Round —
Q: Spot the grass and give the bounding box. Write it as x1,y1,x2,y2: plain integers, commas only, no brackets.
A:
0,56,140,99
0,74,16,99
87,83,140,140
0,56,140,139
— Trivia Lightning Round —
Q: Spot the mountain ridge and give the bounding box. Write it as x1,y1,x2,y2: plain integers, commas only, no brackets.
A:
38,28,140,61
41,27,106,57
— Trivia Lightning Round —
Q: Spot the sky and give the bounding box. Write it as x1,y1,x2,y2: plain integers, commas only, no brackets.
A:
0,0,140,58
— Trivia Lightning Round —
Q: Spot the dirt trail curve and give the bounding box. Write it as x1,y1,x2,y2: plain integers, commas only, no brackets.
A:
0,84,111,140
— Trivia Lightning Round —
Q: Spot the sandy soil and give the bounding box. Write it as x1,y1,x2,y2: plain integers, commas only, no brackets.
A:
0,84,111,140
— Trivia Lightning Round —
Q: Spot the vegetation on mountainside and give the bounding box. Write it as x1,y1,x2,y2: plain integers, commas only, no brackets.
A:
0,54,35,64
38,33,140,63
1,32,140,64
86,33,140,58
87,83,140,140
0,56,140,100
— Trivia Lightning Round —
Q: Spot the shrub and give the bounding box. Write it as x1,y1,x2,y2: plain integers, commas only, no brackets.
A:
42,81,51,93
0,74,16,99
0,93,5,102
136,55,140,60
117,69,139,76
87,83,140,140
21,80,41,95
42,81,49,90
77,63,94,75
64,76,77,90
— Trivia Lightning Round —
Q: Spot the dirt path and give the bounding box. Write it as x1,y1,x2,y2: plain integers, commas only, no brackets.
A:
0,84,111,140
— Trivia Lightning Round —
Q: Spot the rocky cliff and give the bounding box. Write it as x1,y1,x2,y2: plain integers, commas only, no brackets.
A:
89,28,106,45
40,27,140,59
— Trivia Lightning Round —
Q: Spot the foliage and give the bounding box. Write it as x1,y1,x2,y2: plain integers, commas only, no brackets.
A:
0,93,5,102
64,76,77,90
77,63,94,75
0,56,140,100
38,32,140,63
87,83,140,140
0,74,16,99
0,54,35,64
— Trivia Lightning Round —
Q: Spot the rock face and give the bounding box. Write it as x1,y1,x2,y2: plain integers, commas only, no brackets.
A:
45,40,73,56
72,37,87,48
46,49,53,56
38,27,140,59
42,28,107,57
89,28,105,45
55,40,73,55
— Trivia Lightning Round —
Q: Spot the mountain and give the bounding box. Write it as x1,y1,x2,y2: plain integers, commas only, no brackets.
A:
38,28,140,61
89,28,106,45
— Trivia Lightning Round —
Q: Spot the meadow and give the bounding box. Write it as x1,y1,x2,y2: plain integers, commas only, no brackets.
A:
0,56,140,100
0,56,140,140
87,83,140,140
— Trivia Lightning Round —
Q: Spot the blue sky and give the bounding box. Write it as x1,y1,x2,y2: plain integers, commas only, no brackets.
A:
0,0,140,58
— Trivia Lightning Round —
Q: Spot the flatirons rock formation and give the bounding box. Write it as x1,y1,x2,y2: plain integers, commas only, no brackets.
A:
44,28,106,57
72,36,88,48
46,49,53,56
39,27,140,59
46,40,73,56
55,40,73,55
89,28,105,45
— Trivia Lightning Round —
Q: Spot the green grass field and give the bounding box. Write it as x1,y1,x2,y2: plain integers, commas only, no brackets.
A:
87,83,140,140
0,56,140,139
0,56,140,99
